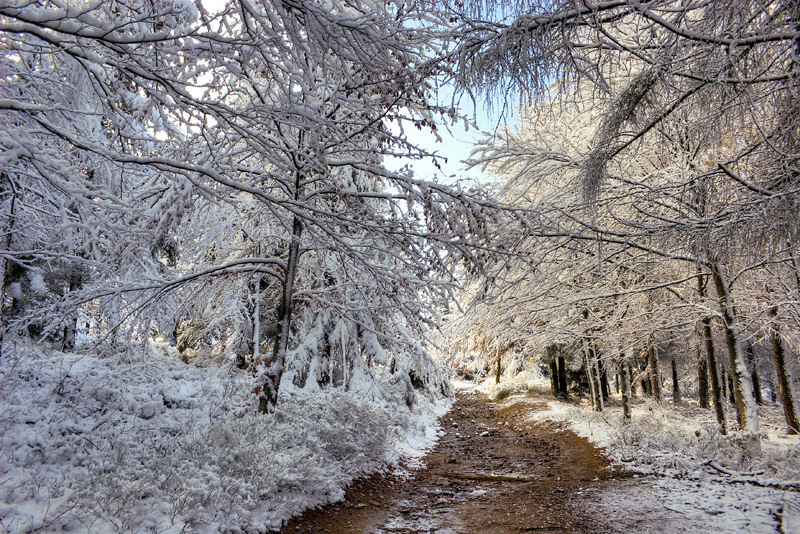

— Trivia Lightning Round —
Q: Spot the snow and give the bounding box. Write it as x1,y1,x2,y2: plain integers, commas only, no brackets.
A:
1,338,450,533
585,477,797,534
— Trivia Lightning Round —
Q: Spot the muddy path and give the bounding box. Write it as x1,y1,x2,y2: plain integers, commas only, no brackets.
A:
279,391,631,534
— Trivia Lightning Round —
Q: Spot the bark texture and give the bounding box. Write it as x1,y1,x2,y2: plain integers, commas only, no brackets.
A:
647,339,662,405
769,307,800,435
710,262,761,455
698,345,709,409
557,355,569,399
260,215,303,413
671,359,681,405
698,271,727,433
620,362,631,423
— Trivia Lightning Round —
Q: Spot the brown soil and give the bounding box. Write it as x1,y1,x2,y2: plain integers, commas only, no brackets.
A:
278,391,632,534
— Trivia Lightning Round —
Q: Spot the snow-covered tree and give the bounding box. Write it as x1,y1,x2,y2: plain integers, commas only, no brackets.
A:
1,1,496,413
440,1,800,453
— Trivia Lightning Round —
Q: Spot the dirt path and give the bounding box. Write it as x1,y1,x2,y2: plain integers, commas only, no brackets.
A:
278,391,631,534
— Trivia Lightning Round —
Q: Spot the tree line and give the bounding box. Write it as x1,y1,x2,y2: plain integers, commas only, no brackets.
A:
441,0,800,457
2,1,799,449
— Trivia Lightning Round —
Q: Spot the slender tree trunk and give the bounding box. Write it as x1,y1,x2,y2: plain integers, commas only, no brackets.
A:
769,307,800,435
594,357,605,411
259,214,303,413
720,365,729,401
709,262,761,454
698,345,709,409
598,355,610,401
62,276,80,352
746,343,763,406
620,362,631,423
615,373,620,394
585,346,598,410
628,364,637,398
638,355,650,396
647,338,662,404
558,355,569,399
704,324,727,432
252,279,261,364
587,343,604,412
495,348,501,384
764,379,776,403
698,271,727,433
671,359,681,405
550,360,560,397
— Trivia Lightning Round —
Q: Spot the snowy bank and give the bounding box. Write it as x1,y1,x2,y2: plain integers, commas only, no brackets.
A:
503,386,800,533
0,340,450,533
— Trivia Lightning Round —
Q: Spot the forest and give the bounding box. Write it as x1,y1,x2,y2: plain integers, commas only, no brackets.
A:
1,1,799,532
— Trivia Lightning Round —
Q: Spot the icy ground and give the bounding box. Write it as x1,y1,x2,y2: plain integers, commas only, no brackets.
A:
0,339,449,533
486,376,800,534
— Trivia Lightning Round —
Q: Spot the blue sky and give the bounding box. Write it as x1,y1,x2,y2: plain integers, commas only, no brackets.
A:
385,90,512,187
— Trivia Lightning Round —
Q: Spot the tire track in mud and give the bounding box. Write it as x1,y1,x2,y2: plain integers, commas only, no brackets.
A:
278,391,629,534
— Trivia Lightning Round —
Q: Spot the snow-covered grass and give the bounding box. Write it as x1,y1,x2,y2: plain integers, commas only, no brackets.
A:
1,339,449,533
526,395,800,483
494,382,800,533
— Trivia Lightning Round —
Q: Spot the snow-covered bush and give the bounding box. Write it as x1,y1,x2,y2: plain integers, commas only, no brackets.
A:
535,396,800,481
81,392,390,532
0,339,447,533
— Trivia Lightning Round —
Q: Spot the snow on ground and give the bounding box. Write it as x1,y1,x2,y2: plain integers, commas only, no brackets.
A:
480,374,800,533
1,339,450,533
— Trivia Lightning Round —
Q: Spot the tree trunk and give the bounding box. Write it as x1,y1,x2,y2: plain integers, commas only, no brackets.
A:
704,324,727,432
61,276,81,352
769,307,800,435
641,370,650,396
764,379,775,403
259,215,303,413
594,357,605,411
710,262,761,455
698,271,727,433
557,355,569,399
671,359,681,405
0,173,15,347
251,278,261,366
620,362,631,423
585,346,598,410
698,345,709,409
598,355,610,401
495,348,501,384
615,373,620,394
720,365,729,400
746,343,763,406
647,338,662,404
628,364,637,398
587,343,604,412
550,360,560,397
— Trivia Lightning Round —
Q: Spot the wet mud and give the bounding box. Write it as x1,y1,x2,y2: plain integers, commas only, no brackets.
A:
278,391,631,534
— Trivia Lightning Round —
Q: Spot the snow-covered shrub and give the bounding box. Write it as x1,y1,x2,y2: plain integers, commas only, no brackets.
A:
482,379,529,400
0,339,446,533
80,391,390,532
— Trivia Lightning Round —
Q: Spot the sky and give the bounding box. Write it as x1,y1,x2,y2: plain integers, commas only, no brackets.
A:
384,89,514,187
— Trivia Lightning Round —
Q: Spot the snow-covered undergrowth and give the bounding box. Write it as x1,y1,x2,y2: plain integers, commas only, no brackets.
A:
1,339,449,533
476,370,545,400
529,396,800,484
515,389,800,533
